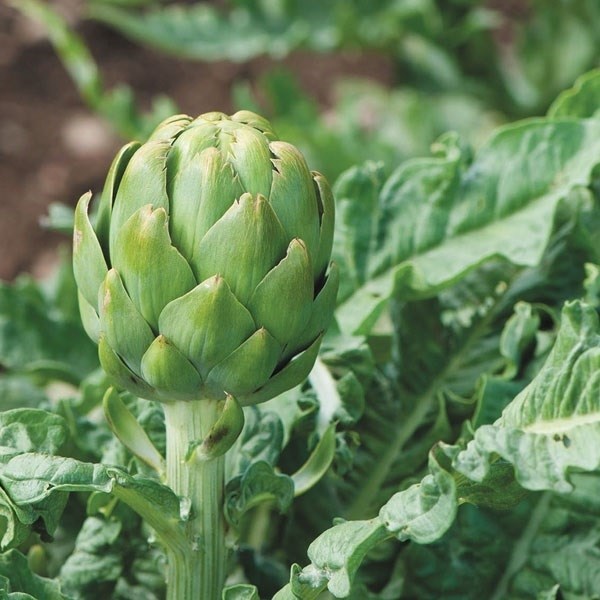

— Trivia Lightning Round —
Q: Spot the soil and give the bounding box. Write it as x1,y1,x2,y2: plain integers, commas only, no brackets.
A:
0,2,394,281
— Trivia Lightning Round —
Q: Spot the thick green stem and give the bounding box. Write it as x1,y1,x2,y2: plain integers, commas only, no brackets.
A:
163,400,228,600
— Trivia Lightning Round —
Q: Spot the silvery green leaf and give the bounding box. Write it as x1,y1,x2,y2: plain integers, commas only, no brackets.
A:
499,302,541,379
336,119,600,335
451,301,600,493
379,453,457,545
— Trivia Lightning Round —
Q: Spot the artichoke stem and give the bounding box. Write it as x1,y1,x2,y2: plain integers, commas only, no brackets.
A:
163,400,228,600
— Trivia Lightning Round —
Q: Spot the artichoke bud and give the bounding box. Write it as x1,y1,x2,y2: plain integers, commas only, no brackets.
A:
73,111,338,405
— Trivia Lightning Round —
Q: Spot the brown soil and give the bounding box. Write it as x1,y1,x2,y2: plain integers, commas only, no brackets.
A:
1,2,393,280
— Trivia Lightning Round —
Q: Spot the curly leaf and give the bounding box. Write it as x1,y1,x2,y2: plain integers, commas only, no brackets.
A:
451,301,600,493
225,461,293,529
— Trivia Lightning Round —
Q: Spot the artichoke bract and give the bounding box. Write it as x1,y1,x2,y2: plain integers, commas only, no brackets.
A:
73,111,338,405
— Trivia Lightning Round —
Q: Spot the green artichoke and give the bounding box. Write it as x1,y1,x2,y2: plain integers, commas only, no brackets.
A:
73,111,338,405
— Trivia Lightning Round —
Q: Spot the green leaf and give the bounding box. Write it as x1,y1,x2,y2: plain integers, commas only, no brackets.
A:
302,518,389,598
499,302,541,379
226,406,284,481
87,2,315,62
0,410,68,463
0,376,48,411
0,550,70,599
290,423,336,497
498,475,600,598
73,192,108,313
59,516,123,596
0,455,185,555
0,278,97,381
225,461,294,529
379,452,457,544
0,487,30,550
548,68,600,118
102,388,165,475
222,584,260,600
336,119,600,334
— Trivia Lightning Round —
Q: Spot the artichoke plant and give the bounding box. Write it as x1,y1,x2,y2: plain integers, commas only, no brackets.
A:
73,110,338,406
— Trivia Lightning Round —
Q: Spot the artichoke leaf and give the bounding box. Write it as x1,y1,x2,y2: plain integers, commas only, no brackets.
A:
205,328,281,399
286,262,339,360
109,139,171,256
140,335,203,400
73,191,108,311
99,268,155,375
98,336,155,399
195,193,288,305
248,238,313,347
241,333,324,406
225,122,273,197
168,120,219,172
269,141,321,265
231,110,276,139
169,147,243,265
158,275,255,378
147,113,191,142
95,141,140,249
112,205,197,329
189,394,245,461
312,172,335,280
77,290,100,344
103,387,165,474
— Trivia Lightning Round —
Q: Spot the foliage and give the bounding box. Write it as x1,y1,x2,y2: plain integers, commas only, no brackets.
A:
4,1,600,596
85,0,600,114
